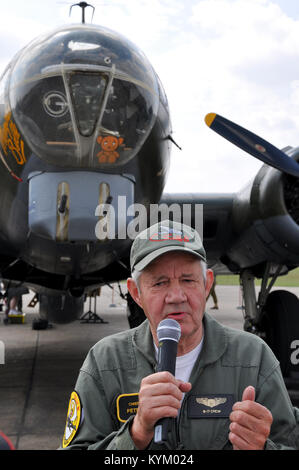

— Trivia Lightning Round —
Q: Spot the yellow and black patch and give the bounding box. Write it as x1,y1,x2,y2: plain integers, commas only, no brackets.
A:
62,391,82,448
116,393,139,423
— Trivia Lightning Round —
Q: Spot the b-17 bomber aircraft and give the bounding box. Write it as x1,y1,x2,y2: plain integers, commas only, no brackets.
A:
0,3,299,400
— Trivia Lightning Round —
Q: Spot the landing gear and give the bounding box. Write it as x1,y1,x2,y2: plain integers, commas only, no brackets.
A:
240,264,299,405
240,263,284,334
80,290,108,324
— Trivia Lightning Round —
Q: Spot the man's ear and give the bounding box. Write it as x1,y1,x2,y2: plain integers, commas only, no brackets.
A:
127,277,143,308
205,269,214,297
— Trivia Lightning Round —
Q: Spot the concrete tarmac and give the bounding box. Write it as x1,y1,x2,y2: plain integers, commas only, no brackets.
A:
0,284,298,450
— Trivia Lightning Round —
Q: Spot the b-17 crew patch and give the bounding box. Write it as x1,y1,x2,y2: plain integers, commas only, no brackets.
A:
188,394,234,418
62,391,82,448
116,393,139,423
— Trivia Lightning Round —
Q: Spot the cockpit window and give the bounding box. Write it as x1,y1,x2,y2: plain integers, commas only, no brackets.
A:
95,78,154,164
8,25,159,168
69,72,107,137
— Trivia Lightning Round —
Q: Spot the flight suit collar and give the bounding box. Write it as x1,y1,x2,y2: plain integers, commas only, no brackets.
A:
133,313,228,370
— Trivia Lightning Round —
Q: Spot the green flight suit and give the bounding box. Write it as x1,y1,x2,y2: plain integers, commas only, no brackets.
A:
61,313,299,450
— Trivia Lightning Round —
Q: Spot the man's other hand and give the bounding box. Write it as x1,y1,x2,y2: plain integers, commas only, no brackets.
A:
229,386,273,450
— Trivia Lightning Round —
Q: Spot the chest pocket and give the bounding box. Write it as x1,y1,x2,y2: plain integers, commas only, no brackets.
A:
180,394,234,449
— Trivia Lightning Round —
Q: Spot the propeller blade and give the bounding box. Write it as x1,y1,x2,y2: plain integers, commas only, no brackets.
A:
205,113,299,178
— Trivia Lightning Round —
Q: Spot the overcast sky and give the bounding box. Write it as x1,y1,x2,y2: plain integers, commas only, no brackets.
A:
1,0,299,194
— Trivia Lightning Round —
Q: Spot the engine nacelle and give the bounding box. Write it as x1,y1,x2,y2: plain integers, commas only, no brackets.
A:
228,148,299,271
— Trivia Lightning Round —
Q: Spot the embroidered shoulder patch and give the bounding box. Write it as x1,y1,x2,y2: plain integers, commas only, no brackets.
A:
62,391,82,448
116,393,139,423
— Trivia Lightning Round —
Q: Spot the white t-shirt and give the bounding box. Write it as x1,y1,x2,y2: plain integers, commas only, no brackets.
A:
175,339,203,383
154,336,204,383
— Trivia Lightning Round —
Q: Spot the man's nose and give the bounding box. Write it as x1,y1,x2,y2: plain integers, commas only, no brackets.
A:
165,282,187,303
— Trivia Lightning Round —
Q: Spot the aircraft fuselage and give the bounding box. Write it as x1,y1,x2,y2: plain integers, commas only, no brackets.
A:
0,24,172,284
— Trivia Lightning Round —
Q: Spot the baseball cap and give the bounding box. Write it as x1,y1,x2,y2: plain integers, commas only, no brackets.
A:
130,220,206,272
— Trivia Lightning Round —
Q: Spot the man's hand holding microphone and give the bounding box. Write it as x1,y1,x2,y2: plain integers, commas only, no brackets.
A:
130,319,191,449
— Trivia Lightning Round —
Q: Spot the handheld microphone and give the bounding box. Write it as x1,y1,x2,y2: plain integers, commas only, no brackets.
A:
154,318,181,444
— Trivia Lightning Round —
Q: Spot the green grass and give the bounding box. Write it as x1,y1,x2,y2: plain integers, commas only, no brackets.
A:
217,268,299,287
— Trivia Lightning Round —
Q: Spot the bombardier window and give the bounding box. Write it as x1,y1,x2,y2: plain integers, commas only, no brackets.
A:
10,74,78,166
8,26,159,168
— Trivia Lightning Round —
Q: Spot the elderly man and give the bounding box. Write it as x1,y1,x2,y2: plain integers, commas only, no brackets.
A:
61,220,298,450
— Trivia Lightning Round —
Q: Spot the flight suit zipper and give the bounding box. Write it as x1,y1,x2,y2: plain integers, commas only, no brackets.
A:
175,367,205,449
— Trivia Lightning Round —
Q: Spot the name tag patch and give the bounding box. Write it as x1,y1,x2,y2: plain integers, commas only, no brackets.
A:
116,393,139,423
187,394,234,418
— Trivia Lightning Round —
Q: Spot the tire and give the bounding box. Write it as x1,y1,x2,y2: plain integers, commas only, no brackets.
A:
260,290,299,377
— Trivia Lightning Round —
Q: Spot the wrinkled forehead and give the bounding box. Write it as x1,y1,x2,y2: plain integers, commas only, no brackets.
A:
142,251,203,278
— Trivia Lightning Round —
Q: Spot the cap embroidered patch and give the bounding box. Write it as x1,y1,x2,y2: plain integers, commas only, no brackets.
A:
62,391,82,448
187,394,234,418
116,393,139,423
149,227,191,242
130,220,206,272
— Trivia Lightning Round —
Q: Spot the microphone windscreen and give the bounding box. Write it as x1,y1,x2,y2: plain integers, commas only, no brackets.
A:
157,318,181,343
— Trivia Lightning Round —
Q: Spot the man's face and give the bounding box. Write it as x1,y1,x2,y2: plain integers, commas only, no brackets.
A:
127,251,214,355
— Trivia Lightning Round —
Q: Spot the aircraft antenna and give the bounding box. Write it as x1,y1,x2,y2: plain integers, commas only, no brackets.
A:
69,2,95,24
167,134,182,151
